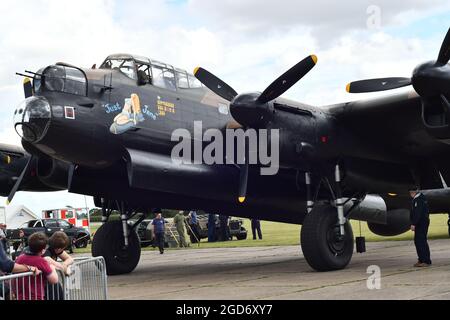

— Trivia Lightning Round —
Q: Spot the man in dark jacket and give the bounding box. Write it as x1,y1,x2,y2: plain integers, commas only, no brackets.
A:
409,189,432,267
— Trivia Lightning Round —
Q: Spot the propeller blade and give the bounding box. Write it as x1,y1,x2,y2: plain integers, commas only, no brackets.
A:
7,156,32,205
23,77,33,98
193,67,238,102
437,27,450,65
238,140,249,203
1,153,11,164
258,55,317,104
346,77,412,93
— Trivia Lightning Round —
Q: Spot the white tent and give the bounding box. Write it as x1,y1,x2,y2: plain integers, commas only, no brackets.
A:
0,205,39,229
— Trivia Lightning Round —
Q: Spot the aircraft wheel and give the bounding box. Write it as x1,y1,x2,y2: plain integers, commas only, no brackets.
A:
92,221,141,275
301,203,354,271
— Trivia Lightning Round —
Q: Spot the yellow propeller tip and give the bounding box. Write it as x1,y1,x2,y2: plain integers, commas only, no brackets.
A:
23,77,31,84
311,55,318,64
346,83,351,93
238,197,246,203
6,155,11,164
6,200,10,205
193,67,200,75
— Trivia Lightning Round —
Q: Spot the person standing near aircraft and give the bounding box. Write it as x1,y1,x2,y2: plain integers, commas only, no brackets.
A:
188,210,199,239
207,214,217,242
218,215,229,241
410,189,432,267
151,209,167,254
251,219,263,240
173,211,188,248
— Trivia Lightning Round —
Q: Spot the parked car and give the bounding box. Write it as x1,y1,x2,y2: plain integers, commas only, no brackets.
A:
7,218,91,252
186,214,247,243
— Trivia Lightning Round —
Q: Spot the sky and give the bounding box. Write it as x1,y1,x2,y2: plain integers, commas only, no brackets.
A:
0,0,449,216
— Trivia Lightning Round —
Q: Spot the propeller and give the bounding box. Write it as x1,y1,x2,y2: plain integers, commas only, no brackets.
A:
238,138,249,203
1,153,11,165
195,54,318,203
437,27,450,65
23,77,33,98
346,27,450,96
6,156,33,205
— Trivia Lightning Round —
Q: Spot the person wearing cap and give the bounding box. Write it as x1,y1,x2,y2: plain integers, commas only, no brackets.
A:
409,188,432,267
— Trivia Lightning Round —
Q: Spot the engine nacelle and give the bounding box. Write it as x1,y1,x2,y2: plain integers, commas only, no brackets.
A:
36,157,70,190
347,194,411,236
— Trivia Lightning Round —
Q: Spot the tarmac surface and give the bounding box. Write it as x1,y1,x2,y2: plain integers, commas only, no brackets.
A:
106,239,450,300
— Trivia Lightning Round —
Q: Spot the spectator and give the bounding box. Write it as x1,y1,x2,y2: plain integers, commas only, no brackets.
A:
218,215,230,241
0,243,40,300
43,232,74,300
173,211,189,248
12,229,27,260
151,209,167,254
0,239,40,274
44,231,74,273
251,219,262,240
207,214,217,242
188,210,199,240
14,232,58,300
0,223,7,252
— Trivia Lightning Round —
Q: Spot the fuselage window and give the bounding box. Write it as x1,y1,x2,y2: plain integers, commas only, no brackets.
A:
151,64,177,91
188,74,202,88
176,70,189,89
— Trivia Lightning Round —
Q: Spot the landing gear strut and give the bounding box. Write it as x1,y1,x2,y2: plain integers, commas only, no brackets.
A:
300,165,355,271
92,198,145,275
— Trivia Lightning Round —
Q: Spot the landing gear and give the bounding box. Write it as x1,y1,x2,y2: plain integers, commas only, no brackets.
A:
300,165,356,271
92,221,141,275
301,203,354,271
92,198,146,275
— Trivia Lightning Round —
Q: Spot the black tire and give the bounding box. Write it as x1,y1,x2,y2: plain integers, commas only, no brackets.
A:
74,234,89,248
92,221,141,275
301,203,354,271
236,228,247,240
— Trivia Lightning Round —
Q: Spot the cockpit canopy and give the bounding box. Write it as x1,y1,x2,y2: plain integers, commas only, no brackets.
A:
99,53,203,91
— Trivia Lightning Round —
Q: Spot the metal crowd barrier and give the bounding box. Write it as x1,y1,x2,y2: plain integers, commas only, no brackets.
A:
0,256,107,300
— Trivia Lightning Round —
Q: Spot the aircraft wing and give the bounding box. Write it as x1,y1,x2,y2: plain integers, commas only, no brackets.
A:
326,90,450,189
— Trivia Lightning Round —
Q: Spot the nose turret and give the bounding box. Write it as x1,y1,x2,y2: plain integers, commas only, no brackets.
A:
13,96,51,143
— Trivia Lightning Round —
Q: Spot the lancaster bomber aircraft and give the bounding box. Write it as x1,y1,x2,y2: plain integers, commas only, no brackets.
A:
1,27,450,275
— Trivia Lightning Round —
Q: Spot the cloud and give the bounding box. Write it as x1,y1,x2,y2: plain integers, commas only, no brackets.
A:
187,0,450,43
0,0,448,213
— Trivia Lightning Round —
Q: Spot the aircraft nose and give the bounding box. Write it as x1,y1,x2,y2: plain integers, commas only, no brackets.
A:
14,96,51,143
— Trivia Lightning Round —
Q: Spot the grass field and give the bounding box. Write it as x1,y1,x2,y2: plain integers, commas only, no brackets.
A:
74,214,449,253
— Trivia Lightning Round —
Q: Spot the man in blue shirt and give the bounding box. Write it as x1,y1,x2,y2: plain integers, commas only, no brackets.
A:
151,209,167,254
188,210,199,241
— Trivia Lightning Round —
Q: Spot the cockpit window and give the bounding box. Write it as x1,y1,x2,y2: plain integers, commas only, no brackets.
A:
136,64,151,85
42,65,87,96
188,74,202,88
101,59,137,80
151,63,176,91
176,70,189,89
